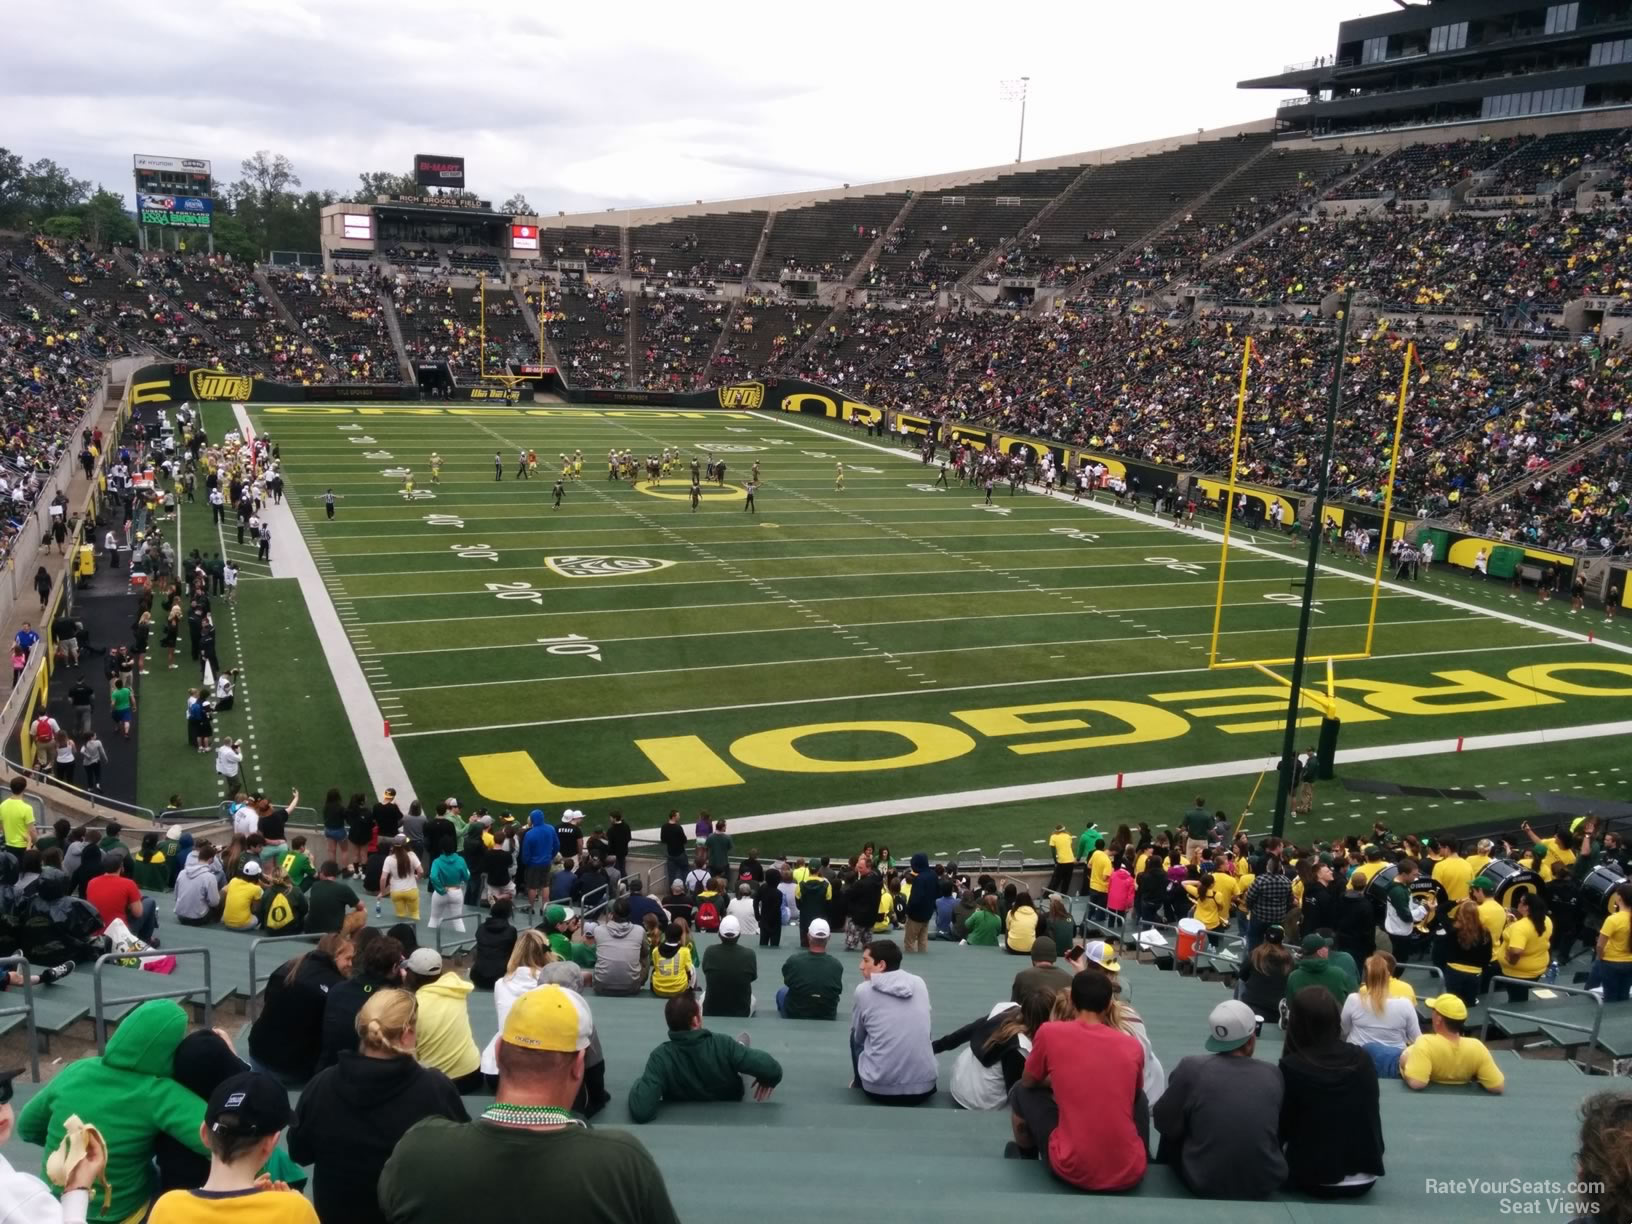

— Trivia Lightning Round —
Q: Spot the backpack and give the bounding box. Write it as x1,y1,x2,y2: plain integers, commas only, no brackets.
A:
696,896,720,932
262,888,297,932
33,716,53,745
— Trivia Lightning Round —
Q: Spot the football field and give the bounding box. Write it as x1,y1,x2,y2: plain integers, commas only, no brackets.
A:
242,402,1632,851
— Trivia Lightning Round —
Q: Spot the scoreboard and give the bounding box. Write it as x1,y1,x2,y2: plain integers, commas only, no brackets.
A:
134,154,213,230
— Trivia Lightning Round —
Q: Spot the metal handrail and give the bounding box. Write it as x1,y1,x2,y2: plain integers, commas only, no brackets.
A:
92,946,213,1051
433,908,485,955
245,933,321,1020
0,957,40,1082
1397,961,1446,997
1481,975,1606,1052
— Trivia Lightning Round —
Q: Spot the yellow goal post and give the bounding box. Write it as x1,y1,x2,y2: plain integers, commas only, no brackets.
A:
1205,337,1416,673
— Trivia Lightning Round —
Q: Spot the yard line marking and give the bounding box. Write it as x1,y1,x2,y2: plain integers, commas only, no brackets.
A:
389,639,1574,736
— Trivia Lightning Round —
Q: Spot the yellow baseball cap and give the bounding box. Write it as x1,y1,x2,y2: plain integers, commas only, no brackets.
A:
1427,994,1468,1022
501,985,592,1053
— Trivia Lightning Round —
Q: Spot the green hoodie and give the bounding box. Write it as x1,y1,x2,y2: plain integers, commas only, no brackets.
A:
18,999,209,1224
1284,954,1357,1007
627,1027,783,1124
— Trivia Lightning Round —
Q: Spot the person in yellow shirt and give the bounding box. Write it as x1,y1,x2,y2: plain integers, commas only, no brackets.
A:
1431,842,1472,904
401,948,482,1091
1191,869,1235,932
1469,875,1508,963
148,1070,318,1224
1522,821,1578,883
1464,838,1494,881
1085,839,1113,909
1046,824,1075,893
1400,994,1505,1093
650,923,696,997
1498,890,1553,1001
1589,882,1632,1001
1349,848,1388,889
222,860,267,931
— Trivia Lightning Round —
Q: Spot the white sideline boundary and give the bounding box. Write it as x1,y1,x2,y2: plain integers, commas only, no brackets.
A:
650,716,1632,839
232,405,417,806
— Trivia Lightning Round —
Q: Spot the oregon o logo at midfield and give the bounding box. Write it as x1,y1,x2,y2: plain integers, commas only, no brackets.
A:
544,556,676,579
636,479,745,502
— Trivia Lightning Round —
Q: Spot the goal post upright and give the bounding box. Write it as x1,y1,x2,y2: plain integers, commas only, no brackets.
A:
1207,337,1255,668
1360,339,1416,657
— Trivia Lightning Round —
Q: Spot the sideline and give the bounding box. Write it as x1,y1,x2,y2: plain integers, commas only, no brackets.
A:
649,715,1632,839
231,405,416,806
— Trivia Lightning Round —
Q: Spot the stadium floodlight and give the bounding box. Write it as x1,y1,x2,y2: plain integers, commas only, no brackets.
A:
999,77,1031,162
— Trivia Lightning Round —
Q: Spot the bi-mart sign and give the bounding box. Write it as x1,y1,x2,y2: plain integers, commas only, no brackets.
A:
459,660,1632,805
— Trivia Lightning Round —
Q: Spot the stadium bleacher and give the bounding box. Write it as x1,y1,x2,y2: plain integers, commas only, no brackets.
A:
634,292,729,390
1330,136,1530,200
630,211,767,286
262,268,399,383
546,226,623,273
763,193,910,281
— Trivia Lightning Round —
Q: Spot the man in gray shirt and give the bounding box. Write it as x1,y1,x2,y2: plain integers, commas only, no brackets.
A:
1153,998,1286,1198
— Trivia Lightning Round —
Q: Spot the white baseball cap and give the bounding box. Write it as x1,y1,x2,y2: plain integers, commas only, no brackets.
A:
241,860,262,877
807,918,831,940
718,915,741,939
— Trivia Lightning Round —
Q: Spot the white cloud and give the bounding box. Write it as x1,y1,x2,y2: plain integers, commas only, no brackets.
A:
4,0,1383,212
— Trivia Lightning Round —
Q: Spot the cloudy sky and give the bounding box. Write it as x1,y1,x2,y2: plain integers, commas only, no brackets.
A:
6,0,1391,214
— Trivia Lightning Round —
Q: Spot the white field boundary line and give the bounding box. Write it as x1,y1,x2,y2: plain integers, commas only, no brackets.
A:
377,614,1480,696
762,411,1632,660
389,639,1571,738
641,716,1632,839
232,405,416,806
362,592,1427,658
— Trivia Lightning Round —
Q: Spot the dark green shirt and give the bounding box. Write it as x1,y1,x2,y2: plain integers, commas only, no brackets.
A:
704,831,733,871
779,950,843,1020
1182,807,1211,837
305,878,359,933
700,940,757,1017
380,1117,678,1224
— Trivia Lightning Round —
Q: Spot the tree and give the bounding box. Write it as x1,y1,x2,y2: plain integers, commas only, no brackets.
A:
40,215,82,240
501,192,535,216
210,211,260,264
22,159,90,217
77,187,136,247
353,170,416,202
0,148,26,227
237,151,300,204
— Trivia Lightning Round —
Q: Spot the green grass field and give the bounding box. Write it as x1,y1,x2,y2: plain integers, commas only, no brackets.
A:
236,402,1632,852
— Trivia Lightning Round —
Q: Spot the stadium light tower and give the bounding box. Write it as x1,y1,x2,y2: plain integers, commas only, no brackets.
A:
1000,77,1031,162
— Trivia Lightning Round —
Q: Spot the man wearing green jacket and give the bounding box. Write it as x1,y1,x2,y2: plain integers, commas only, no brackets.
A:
627,992,782,1123
18,998,210,1224
1284,933,1358,1006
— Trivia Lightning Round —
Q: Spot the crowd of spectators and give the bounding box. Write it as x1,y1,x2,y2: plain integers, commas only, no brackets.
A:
638,294,726,390
264,268,398,383
1332,136,1528,199
789,301,1629,518
6,791,1631,1220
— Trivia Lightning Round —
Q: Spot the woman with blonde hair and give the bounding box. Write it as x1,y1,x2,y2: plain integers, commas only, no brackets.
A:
1340,953,1421,1077
289,988,467,1224
1076,940,1166,1105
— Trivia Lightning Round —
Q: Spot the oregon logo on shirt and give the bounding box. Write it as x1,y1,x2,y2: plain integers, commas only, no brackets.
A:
544,556,676,579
